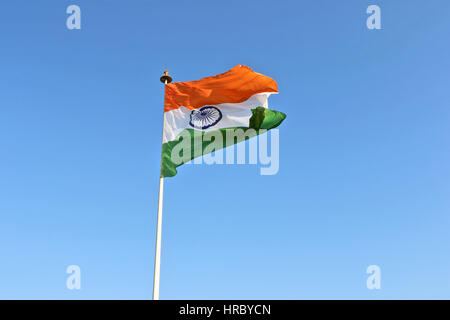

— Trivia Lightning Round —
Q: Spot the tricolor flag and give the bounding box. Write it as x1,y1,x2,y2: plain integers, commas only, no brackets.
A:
161,65,286,177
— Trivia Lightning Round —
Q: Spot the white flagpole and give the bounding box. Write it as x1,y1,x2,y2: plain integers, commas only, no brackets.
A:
152,69,172,300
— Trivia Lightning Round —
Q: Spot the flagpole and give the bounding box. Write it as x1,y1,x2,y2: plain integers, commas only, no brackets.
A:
153,69,172,300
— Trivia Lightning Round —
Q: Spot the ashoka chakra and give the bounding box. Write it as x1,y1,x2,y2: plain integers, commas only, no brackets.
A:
189,106,222,129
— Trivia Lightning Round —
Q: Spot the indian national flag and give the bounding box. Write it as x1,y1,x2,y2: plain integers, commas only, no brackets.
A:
161,65,286,177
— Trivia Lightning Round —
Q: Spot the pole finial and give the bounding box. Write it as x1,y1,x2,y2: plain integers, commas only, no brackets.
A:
160,69,173,84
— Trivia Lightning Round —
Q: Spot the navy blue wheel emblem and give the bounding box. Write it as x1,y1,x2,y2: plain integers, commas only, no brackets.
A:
189,106,222,129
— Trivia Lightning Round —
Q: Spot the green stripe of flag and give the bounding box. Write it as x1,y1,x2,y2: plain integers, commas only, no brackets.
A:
161,107,286,178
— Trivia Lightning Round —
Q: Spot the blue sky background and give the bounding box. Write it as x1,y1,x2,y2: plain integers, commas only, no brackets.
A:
1,0,449,299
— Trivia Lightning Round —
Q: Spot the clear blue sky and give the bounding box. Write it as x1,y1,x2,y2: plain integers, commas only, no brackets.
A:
1,0,449,299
